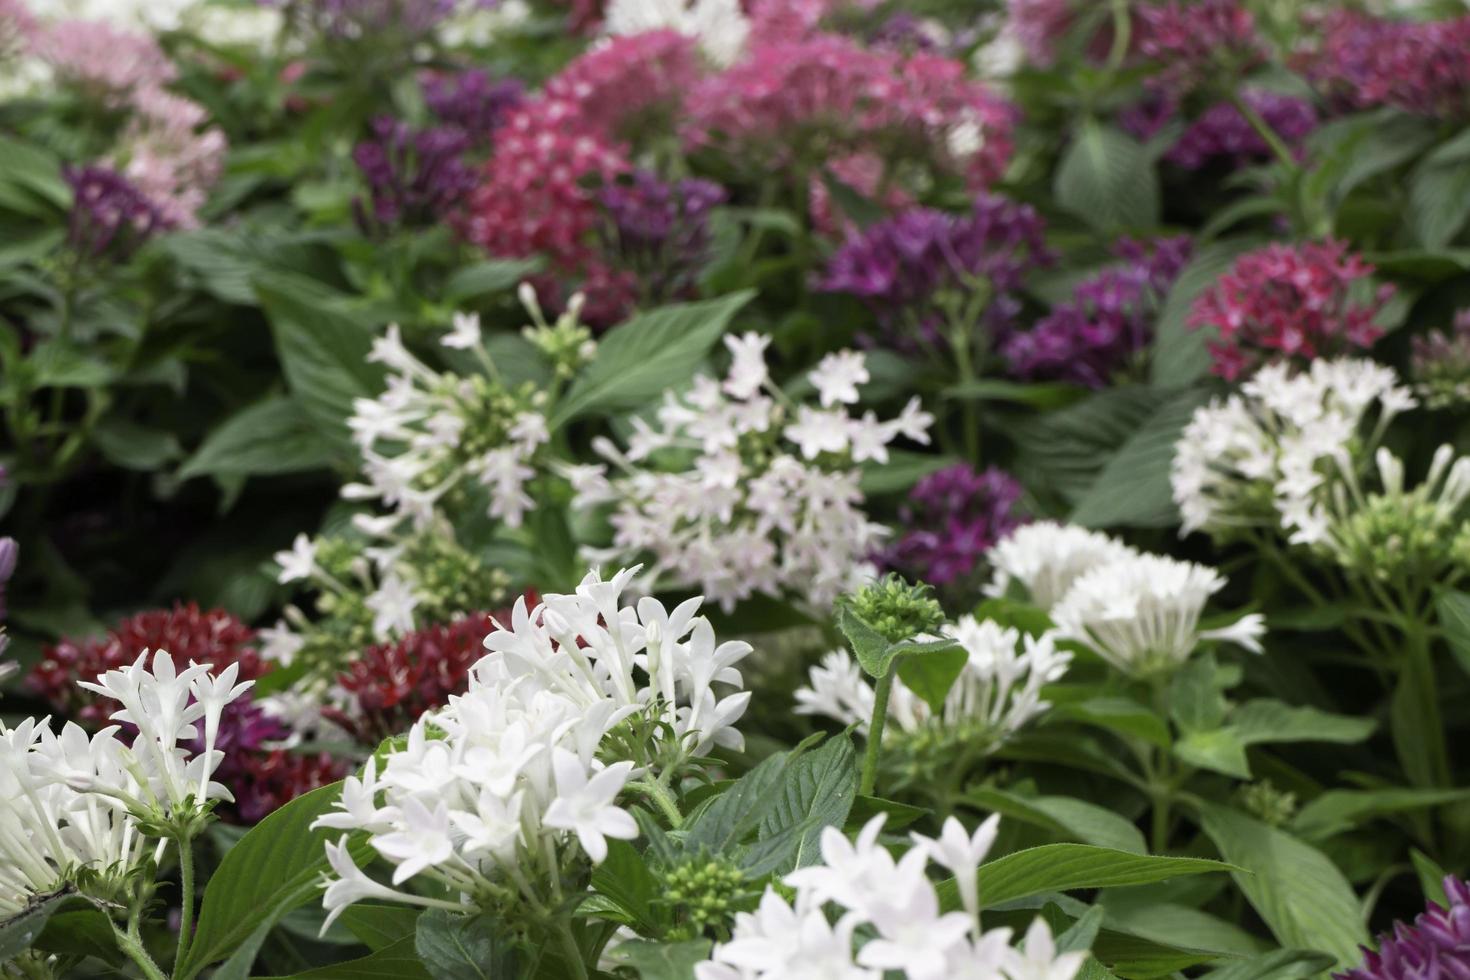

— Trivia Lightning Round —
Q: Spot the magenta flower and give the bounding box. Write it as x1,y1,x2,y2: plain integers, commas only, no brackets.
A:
1188,239,1392,380
1137,0,1262,92
1299,10,1470,120
1336,878,1470,980
63,165,170,260
545,29,702,142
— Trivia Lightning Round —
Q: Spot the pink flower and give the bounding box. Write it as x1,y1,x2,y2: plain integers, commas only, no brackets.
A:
1137,0,1262,92
544,29,702,142
1188,240,1393,380
1297,10,1470,120
29,19,176,99
116,88,228,229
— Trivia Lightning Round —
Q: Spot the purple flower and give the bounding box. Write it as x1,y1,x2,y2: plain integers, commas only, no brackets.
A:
1123,90,1317,170
352,116,476,231
1301,11,1470,121
884,465,1026,587
422,68,525,144
598,170,726,303
0,537,16,623
63,165,169,260
1003,236,1191,388
821,195,1051,351
1336,877,1470,980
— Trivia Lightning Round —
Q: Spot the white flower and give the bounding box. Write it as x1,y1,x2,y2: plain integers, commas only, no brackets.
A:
321,836,409,929
371,796,456,884
365,573,420,638
912,815,1000,920
985,522,1138,610
1051,553,1265,676
442,311,483,350
275,533,318,584
809,350,869,407
1003,918,1088,980
541,751,637,864
785,406,852,459
723,332,771,399
605,0,751,66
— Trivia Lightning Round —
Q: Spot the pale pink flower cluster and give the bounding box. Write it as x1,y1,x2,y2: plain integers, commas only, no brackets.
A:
26,18,175,98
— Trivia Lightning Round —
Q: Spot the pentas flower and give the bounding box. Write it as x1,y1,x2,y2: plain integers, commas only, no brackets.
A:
1051,554,1265,677
30,603,265,727
62,165,168,260
545,29,703,141
421,68,525,142
352,117,476,233
603,0,750,67
795,616,1070,764
0,536,15,628
1135,0,1262,93
984,521,1139,611
1412,310,1470,409
821,195,1051,352
883,464,1026,587
27,19,175,99
324,608,521,745
1123,91,1317,171
598,169,726,304
343,319,552,532
571,335,933,611
699,814,1089,980
313,568,750,923
1007,0,1074,68
1299,11,1470,120
1171,358,1417,546
683,33,1015,193
1004,236,1191,387
115,87,227,230
1188,240,1393,381
1336,877,1470,980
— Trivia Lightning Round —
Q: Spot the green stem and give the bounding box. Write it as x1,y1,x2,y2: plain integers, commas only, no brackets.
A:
1148,678,1174,854
553,919,590,980
1105,0,1132,73
111,921,167,980
175,834,196,971
1401,622,1451,787
859,669,896,797
1228,92,1298,172
634,778,684,829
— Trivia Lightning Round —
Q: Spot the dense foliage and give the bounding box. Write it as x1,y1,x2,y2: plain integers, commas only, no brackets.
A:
4,0,1470,977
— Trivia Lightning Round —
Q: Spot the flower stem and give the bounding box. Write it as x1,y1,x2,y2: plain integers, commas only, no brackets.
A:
175,834,196,972
112,910,167,980
634,778,684,828
859,669,896,797
554,919,590,980
1227,92,1297,172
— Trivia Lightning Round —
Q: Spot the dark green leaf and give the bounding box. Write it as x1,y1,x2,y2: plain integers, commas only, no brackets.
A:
1196,948,1338,980
590,841,665,935
0,889,82,966
895,642,969,714
965,788,1148,854
1070,388,1210,528
607,938,713,980
1291,787,1470,840
414,909,515,980
1055,120,1160,232
92,418,183,471
180,394,339,480
752,735,859,874
1435,590,1470,679
1230,700,1375,746
961,846,1233,910
338,905,420,952
257,936,431,979
443,259,543,305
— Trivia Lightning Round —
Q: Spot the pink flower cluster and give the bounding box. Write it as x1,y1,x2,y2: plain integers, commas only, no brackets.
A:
0,0,32,60
1188,239,1393,380
544,29,701,141
683,32,1014,191
28,19,176,99
118,88,228,229
1298,10,1470,120
1137,0,1262,92
1008,0,1074,68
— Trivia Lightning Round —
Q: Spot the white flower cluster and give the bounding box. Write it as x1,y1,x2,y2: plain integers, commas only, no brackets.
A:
604,0,750,66
573,336,933,611
1171,358,1416,547
0,651,250,913
986,522,1265,678
794,616,1070,752
346,318,550,533
698,814,1088,980
314,567,752,924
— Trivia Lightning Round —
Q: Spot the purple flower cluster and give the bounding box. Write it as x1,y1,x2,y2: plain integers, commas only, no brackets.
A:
301,0,456,39
1300,11,1470,121
821,195,1051,350
63,165,169,260
1124,90,1317,170
1002,236,1191,388
884,465,1026,587
422,68,525,144
598,170,727,303
352,116,476,232
1336,877,1470,980
0,537,16,625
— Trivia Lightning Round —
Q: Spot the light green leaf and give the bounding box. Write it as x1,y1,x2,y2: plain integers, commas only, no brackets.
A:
1055,120,1160,232
607,938,713,980
753,735,859,874
1174,729,1251,780
1196,948,1338,980
1229,700,1375,746
965,846,1233,910
1151,238,1262,386
443,258,543,305
337,905,420,952
1070,387,1209,528
550,291,754,428
1197,803,1368,967
1291,787,1470,840
965,788,1148,854
895,642,970,714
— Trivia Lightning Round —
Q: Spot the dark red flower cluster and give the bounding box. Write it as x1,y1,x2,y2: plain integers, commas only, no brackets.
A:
326,600,530,745
29,602,265,725
1188,239,1392,380
1298,10,1470,120
1136,0,1262,92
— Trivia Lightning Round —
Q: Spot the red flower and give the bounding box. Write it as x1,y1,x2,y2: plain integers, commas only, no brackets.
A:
234,750,346,824
327,597,534,745
30,603,265,725
1188,239,1392,380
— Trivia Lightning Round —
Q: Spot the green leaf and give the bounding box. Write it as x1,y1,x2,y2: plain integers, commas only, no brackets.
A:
753,735,859,874
1010,386,1172,506
1410,848,1450,907
0,889,82,966
1151,238,1262,386
1168,654,1231,733
1196,949,1338,980
256,278,386,448
92,418,183,471
1197,802,1368,967
443,258,543,305
590,841,665,935
1305,110,1437,207
1070,387,1209,528
1407,154,1470,248
944,379,1086,409
414,909,515,980
1099,901,1264,958
1174,729,1251,780
960,846,1233,910
258,936,431,979
0,135,69,208
1434,590,1470,679
1229,700,1375,746
972,598,1056,638
686,750,794,855
895,642,970,714
1291,787,1470,840
965,788,1148,854
1050,696,1171,749
28,341,116,388
607,938,713,980
550,291,754,428
820,169,885,228
835,604,893,678
859,450,956,496
180,394,339,480
33,907,124,967
1055,120,1160,232
338,905,420,952
182,781,357,976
